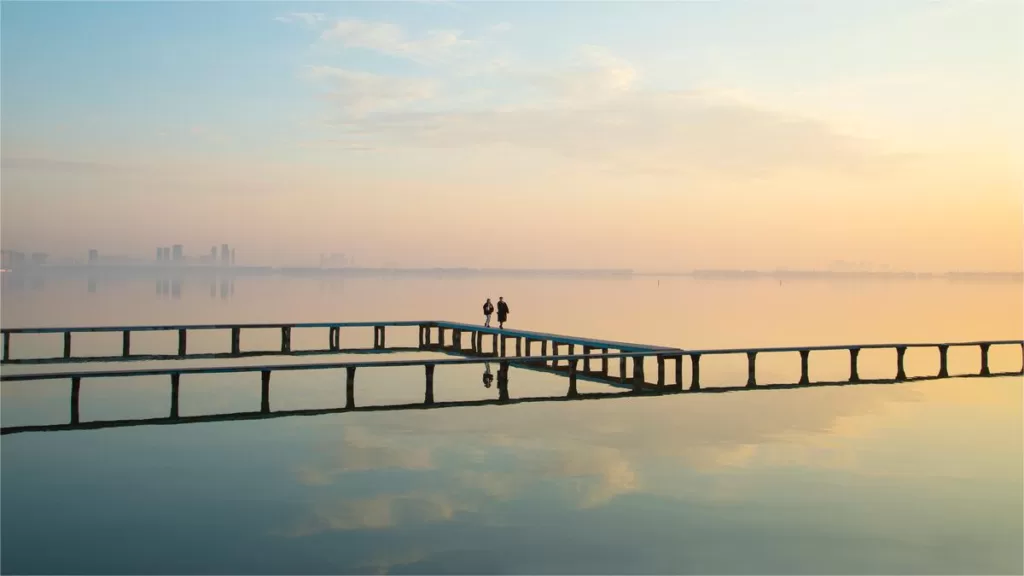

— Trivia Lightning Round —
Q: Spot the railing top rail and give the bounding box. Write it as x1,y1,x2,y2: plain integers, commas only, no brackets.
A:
0,320,434,334
691,340,1024,355
434,321,674,351
0,350,679,382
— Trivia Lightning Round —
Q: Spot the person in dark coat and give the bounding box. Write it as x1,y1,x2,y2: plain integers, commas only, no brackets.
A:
496,297,509,329
483,298,494,327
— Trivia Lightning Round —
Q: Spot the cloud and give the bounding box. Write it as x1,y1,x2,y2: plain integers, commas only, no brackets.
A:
275,12,326,27
304,65,437,117
533,45,637,102
320,18,470,64
319,90,890,177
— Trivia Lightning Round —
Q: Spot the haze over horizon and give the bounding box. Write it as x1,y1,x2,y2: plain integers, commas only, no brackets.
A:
2,1,1021,271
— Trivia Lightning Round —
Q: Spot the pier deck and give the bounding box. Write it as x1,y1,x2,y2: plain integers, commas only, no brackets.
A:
2,319,1021,435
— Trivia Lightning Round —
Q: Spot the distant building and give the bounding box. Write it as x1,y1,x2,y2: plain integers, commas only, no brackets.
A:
30,252,48,265
156,247,164,262
221,244,230,266
162,247,171,261
230,248,235,266
172,245,183,261
88,249,99,263
210,246,217,261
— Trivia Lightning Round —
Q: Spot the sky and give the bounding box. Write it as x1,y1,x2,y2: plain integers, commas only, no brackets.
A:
1,0,1021,271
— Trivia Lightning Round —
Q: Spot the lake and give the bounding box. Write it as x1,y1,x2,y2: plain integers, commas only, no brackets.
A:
2,272,1022,574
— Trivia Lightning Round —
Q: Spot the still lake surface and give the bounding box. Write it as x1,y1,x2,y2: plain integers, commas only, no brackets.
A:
2,272,1022,574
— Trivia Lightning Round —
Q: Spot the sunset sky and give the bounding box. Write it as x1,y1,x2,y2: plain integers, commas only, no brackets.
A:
2,0,1021,271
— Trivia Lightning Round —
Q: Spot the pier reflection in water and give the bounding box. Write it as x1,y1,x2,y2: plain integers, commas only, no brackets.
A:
1,275,1021,574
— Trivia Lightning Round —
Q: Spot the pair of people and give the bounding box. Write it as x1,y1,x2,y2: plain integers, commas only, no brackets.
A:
482,297,509,329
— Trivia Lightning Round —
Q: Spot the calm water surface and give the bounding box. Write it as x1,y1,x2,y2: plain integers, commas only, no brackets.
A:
2,274,1022,574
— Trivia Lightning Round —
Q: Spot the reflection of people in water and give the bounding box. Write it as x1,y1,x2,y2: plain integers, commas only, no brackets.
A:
482,362,494,388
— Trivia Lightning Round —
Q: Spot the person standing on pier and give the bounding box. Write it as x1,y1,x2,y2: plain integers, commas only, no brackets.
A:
497,297,510,329
483,298,495,327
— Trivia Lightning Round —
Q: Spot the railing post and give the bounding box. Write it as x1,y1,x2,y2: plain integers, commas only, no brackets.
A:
329,327,339,351
2,331,9,361
260,370,271,413
583,346,592,372
417,325,425,349
657,355,665,386
674,355,683,387
122,330,131,357
63,331,72,359
619,356,627,384
170,373,180,418
568,358,579,397
849,348,860,382
500,335,507,357
281,326,292,353
541,340,548,360
691,353,701,391
602,349,609,375
437,327,445,348
551,343,559,366
568,344,575,368
797,350,810,385
895,346,907,381
70,377,81,425
746,351,757,387
424,364,435,405
515,336,522,357
453,329,462,351
938,345,949,378
231,327,241,355
979,343,990,376
491,333,498,356
346,366,356,409
178,329,187,356
632,355,644,392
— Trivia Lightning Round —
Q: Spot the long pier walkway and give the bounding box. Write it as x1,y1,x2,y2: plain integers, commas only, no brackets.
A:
2,320,1021,435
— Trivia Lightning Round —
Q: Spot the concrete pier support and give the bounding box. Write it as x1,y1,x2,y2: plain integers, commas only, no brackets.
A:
70,377,81,424
498,361,510,402
746,352,757,387
260,370,271,413
64,332,71,358
849,348,860,382
799,350,810,385
938,345,949,378
231,328,241,355
281,327,292,353
691,354,701,391
567,358,579,397
979,343,990,376
424,364,435,405
896,346,907,381
122,331,131,357
178,329,187,356
170,373,180,418
346,367,356,409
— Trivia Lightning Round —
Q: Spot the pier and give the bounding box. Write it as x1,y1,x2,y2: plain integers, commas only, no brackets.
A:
1,321,1021,435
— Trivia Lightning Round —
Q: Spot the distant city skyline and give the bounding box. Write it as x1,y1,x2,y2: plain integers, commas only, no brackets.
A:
1,2,1020,272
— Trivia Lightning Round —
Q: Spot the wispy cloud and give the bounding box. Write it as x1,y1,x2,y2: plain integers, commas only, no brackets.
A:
275,12,326,27
319,18,471,64
304,65,437,117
